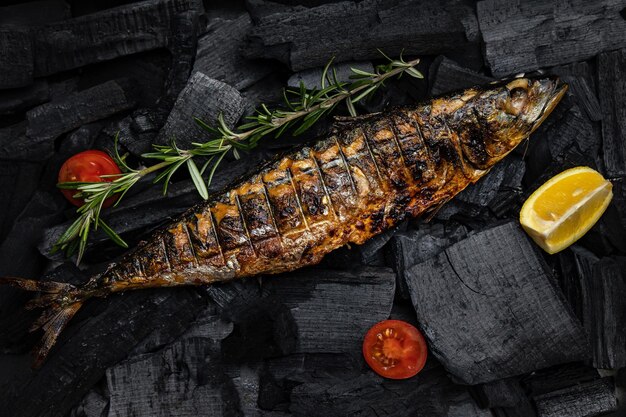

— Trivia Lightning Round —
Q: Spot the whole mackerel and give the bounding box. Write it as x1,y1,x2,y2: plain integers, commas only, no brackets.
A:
1,77,567,365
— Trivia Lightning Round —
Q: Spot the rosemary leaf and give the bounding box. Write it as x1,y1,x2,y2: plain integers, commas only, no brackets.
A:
187,158,208,200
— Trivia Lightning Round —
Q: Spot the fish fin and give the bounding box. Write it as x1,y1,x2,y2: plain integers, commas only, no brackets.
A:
423,196,452,222
0,276,87,368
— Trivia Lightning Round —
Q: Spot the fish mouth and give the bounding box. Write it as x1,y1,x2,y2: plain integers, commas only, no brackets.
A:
530,78,568,133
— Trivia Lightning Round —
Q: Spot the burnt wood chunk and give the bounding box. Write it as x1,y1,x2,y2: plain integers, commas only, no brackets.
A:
0,0,70,26
577,253,626,369
429,56,493,96
533,377,617,417
194,13,273,90
0,27,33,89
477,0,626,76
598,48,626,177
155,72,246,149
0,122,55,162
0,80,49,116
26,79,138,142
32,0,204,76
245,0,480,71
106,305,236,417
405,221,589,384
473,378,527,409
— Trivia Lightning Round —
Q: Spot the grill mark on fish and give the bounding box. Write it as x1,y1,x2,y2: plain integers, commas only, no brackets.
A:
180,222,199,267
334,136,358,196
160,236,172,272
260,178,283,240
234,193,256,255
208,208,226,265
360,126,385,185
311,154,338,219
286,167,310,231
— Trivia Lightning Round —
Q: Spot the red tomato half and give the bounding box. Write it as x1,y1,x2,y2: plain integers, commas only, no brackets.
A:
58,150,122,208
362,319,428,379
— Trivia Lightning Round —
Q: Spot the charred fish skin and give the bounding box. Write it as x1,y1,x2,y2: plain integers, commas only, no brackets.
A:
99,76,569,293
0,77,568,366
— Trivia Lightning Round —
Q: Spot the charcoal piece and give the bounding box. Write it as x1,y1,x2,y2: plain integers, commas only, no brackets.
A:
0,287,208,417
389,221,468,299
579,256,626,369
287,362,491,417
77,49,170,108
473,378,527,408
159,10,200,110
194,13,273,90
405,221,589,385
287,61,374,90
155,72,246,149
0,0,70,26
245,0,480,71
524,362,603,396
429,56,493,96
477,0,626,76
533,377,617,417
32,0,204,77
561,77,602,123
357,223,405,266
266,267,395,353
106,306,237,417
0,27,33,89
104,108,165,157
598,48,626,177
242,72,291,117
69,390,108,417
0,80,49,116
26,79,138,142
59,123,103,155
0,122,54,162
489,156,526,217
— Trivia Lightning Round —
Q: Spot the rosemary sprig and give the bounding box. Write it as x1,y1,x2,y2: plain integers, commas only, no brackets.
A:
54,53,423,263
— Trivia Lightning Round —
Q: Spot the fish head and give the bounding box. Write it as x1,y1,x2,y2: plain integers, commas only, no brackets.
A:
456,76,568,168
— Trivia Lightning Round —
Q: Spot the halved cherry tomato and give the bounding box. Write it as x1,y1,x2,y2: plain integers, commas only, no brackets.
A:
58,150,122,208
362,319,428,379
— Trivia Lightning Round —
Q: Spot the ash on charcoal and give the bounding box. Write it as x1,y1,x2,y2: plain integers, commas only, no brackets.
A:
576,253,626,369
106,302,237,417
598,48,626,177
26,79,138,142
155,72,246,150
405,221,589,385
534,377,617,417
287,61,374,91
0,286,208,417
194,13,273,90
0,27,33,89
389,221,468,299
0,80,49,116
245,0,480,71
32,0,204,77
0,0,70,26
429,56,493,96
477,0,626,77
0,122,54,162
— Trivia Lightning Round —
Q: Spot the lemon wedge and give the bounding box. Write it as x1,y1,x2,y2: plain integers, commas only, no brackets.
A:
520,166,613,254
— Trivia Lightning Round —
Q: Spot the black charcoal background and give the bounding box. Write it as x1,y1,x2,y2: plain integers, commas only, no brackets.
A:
0,0,625,416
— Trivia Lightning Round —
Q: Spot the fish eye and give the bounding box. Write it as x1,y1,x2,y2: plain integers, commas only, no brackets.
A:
504,86,529,115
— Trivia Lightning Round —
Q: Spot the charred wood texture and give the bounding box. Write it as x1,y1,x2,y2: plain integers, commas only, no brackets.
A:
477,0,626,77
245,0,480,71
598,48,626,178
194,13,273,90
0,0,70,27
533,377,617,417
31,0,204,77
0,27,33,89
405,221,589,384
429,56,493,96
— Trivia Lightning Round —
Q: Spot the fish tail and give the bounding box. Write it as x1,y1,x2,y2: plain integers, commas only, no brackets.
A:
0,276,89,367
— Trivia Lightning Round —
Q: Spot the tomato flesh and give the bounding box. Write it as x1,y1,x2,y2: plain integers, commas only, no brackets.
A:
362,319,428,379
58,150,122,208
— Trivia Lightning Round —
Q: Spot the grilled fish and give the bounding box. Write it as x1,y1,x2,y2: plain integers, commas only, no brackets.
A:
1,76,567,366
